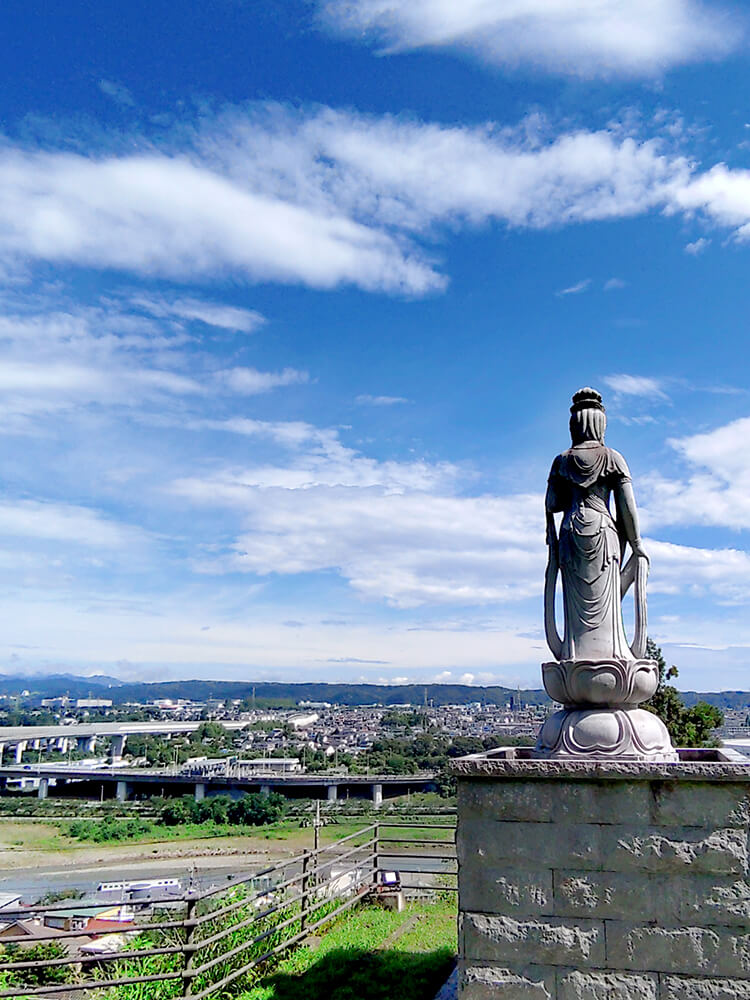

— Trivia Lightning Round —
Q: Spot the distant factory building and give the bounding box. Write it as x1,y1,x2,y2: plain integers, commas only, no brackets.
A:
288,712,319,730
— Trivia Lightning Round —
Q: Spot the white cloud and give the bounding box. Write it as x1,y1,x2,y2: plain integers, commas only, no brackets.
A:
0,500,144,549
647,538,750,603
0,145,439,294
604,277,627,290
670,164,750,240
4,104,750,295
131,294,266,333
684,236,711,254
98,80,135,108
356,394,410,405
640,416,750,532
0,105,703,298
217,367,309,395
171,422,542,607
318,0,738,78
603,374,669,399
187,417,332,447
557,278,591,296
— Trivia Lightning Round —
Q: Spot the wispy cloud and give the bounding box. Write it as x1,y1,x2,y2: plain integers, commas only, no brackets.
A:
131,294,266,333
604,277,627,290
556,278,591,296
685,237,711,254
98,80,135,108
603,374,669,399
356,394,410,405
170,422,543,608
217,367,310,395
0,104,750,299
642,416,750,532
317,0,740,78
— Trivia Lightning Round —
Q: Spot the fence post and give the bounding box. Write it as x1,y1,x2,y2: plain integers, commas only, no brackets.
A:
300,849,311,935
183,893,197,1000
372,821,380,890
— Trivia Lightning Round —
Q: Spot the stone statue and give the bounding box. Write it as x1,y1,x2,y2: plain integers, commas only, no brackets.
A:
535,388,677,759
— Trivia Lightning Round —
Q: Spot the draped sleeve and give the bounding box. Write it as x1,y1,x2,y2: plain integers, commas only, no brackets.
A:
606,448,632,484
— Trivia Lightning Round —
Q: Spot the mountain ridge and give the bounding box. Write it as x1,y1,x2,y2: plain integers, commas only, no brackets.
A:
0,674,745,710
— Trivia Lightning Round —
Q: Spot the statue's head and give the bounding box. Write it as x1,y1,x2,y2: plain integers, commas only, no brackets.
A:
569,387,606,444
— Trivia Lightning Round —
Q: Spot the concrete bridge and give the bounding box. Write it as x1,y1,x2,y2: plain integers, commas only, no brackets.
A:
0,762,436,807
0,720,247,764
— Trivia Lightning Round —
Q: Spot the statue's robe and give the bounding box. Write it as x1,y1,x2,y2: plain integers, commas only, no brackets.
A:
546,442,632,662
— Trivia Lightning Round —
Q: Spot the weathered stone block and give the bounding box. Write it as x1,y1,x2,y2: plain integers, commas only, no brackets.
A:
463,912,604,968
460,865,552,916
599,825,747,874
458,819,602,871
458,779,651,826
556,969,656,999
660,976,750,999
677,875,750,924
552,871,679,923
460,964,556,999
605,921,750,977
459,781,556,824
649,781,750,828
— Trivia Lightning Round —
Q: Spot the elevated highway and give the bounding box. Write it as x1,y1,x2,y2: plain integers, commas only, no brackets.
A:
0,720,247,763
0,762,436,807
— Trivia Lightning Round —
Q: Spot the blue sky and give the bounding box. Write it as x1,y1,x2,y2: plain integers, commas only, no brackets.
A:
2,1,750,689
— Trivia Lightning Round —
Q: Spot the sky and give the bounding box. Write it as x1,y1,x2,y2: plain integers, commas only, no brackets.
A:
2,1,750,690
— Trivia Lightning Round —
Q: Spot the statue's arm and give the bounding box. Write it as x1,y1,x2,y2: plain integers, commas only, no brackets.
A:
545,480,560,556
614,480,648,562
544,479,563,660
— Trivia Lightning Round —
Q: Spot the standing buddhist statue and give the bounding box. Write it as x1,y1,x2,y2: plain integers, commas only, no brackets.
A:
536,388,677,759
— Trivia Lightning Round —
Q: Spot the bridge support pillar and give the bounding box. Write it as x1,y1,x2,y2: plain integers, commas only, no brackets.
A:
38,777,49,800
371,783,383,808
327,784,338,803
13,741,26,764
110,734,127,764
116,780,130,802
260,784,271,797
195,782,206,803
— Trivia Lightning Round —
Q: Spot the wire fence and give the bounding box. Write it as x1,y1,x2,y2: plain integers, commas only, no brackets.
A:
0,819,456,998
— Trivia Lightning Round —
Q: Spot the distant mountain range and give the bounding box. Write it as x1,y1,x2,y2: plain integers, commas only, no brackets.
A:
0,673,748,710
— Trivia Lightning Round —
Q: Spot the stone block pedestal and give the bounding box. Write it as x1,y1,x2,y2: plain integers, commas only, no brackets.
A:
453,748,750,999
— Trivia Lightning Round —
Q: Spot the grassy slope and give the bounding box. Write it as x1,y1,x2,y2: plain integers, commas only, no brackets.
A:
240,899,457,1000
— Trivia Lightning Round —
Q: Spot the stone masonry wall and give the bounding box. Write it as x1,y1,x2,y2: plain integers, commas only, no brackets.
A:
456,767,750,999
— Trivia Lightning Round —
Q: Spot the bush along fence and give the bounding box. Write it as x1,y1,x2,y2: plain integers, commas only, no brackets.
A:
0,820,457,999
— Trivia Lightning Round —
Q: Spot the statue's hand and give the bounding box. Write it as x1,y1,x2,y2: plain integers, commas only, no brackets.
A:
632,539,649,565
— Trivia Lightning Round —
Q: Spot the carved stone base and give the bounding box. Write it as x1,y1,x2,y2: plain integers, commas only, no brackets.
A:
535,707,678,760
542,657,659,706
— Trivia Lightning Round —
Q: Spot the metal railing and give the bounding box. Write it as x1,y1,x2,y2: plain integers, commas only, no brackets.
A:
0,824,378,999
0,818,457,998
374,819,457,894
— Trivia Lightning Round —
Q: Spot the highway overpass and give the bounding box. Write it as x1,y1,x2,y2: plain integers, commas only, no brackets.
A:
0,762,437,807
0,720,247,763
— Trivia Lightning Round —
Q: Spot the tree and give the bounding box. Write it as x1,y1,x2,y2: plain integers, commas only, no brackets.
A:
643,639,723,747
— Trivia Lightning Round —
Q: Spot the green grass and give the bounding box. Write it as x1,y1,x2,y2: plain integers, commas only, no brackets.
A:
63,816,371,845
238,899,457,1000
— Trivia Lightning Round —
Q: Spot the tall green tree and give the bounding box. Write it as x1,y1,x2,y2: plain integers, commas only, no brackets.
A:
643,639,723,747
